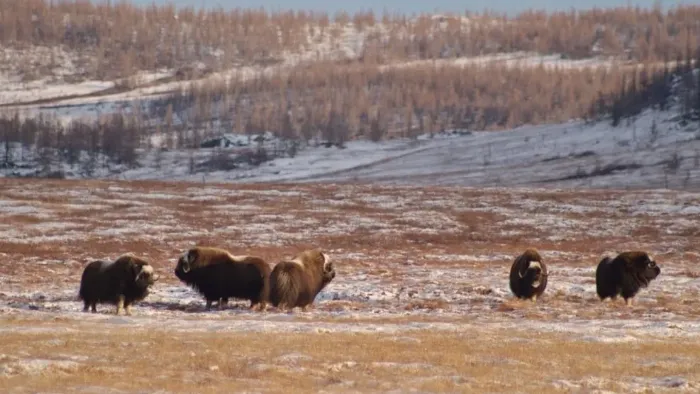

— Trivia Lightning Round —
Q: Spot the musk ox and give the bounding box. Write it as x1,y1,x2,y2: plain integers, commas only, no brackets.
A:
509,248,548,302
596,251,660,306
78,253,158,315
269,249,335,311
174,246,271,311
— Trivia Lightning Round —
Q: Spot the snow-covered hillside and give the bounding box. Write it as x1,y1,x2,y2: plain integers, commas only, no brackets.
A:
0,11,696,191
2,107,698,190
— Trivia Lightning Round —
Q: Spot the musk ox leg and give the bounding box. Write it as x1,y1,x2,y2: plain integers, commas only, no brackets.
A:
219,298,228,310
625,297,634,307
91,303,97,313
116,295,125,315
205,299,214,310
605,295,617,303
530,294,538,303
124,303,132,316
249,300,267,312
83,301,90,312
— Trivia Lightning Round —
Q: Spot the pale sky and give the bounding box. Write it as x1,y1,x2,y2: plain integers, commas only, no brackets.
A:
129,0,690,15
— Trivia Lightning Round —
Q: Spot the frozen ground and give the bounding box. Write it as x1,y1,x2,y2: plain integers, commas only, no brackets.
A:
1,179,700,392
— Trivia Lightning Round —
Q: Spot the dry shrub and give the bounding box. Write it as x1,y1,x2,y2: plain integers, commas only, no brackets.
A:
681,269,700,278
404,299,450,311
4,214,44,225
496,299,530,312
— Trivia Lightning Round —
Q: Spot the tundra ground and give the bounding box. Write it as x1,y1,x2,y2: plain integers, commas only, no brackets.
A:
1,178,699,393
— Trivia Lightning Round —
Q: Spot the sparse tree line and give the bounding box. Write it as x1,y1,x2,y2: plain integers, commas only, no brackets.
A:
0,113,141,177
155,61,642,145
0,107,296,177
588,48,700,127
1,0,700,80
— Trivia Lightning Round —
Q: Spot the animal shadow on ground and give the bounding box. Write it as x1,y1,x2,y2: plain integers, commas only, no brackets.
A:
144,300,257,313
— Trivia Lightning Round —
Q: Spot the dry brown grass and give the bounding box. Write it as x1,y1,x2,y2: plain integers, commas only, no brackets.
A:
2,179,700,392
0,317,698,393
1,178,698,267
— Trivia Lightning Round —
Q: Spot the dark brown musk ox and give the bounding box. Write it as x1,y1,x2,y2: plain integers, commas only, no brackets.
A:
269,248,336,312
596,251,660,307
174,246,271,311
509,248,548,302
78,253,159,315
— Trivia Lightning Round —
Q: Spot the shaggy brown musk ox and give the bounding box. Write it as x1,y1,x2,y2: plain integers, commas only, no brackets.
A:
269,249,336,311
78,254,159,315
509,248,548,302
596,251,660,306
174,246,271,311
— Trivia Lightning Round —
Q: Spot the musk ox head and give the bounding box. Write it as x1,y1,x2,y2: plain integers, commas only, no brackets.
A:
518,260,545,287
292,249,335,284
625,252,660,288
175,248,196,276
134,263,160,287
320,252,336,287
126,256,159,288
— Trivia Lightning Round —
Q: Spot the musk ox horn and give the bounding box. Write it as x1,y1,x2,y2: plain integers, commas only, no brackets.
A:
518,264,528,278
322,253,332,272
181,250,196,273
135,267,145,282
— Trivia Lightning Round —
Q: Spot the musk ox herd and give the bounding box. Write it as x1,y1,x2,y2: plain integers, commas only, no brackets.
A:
77,244,660,315
508,249,660,305
79,246,335,315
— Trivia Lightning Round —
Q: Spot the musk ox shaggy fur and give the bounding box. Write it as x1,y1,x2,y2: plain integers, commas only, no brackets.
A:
174,246,271,311
509,248,548,302
269,249,335,311
78,254,158,315
596,251,660,306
